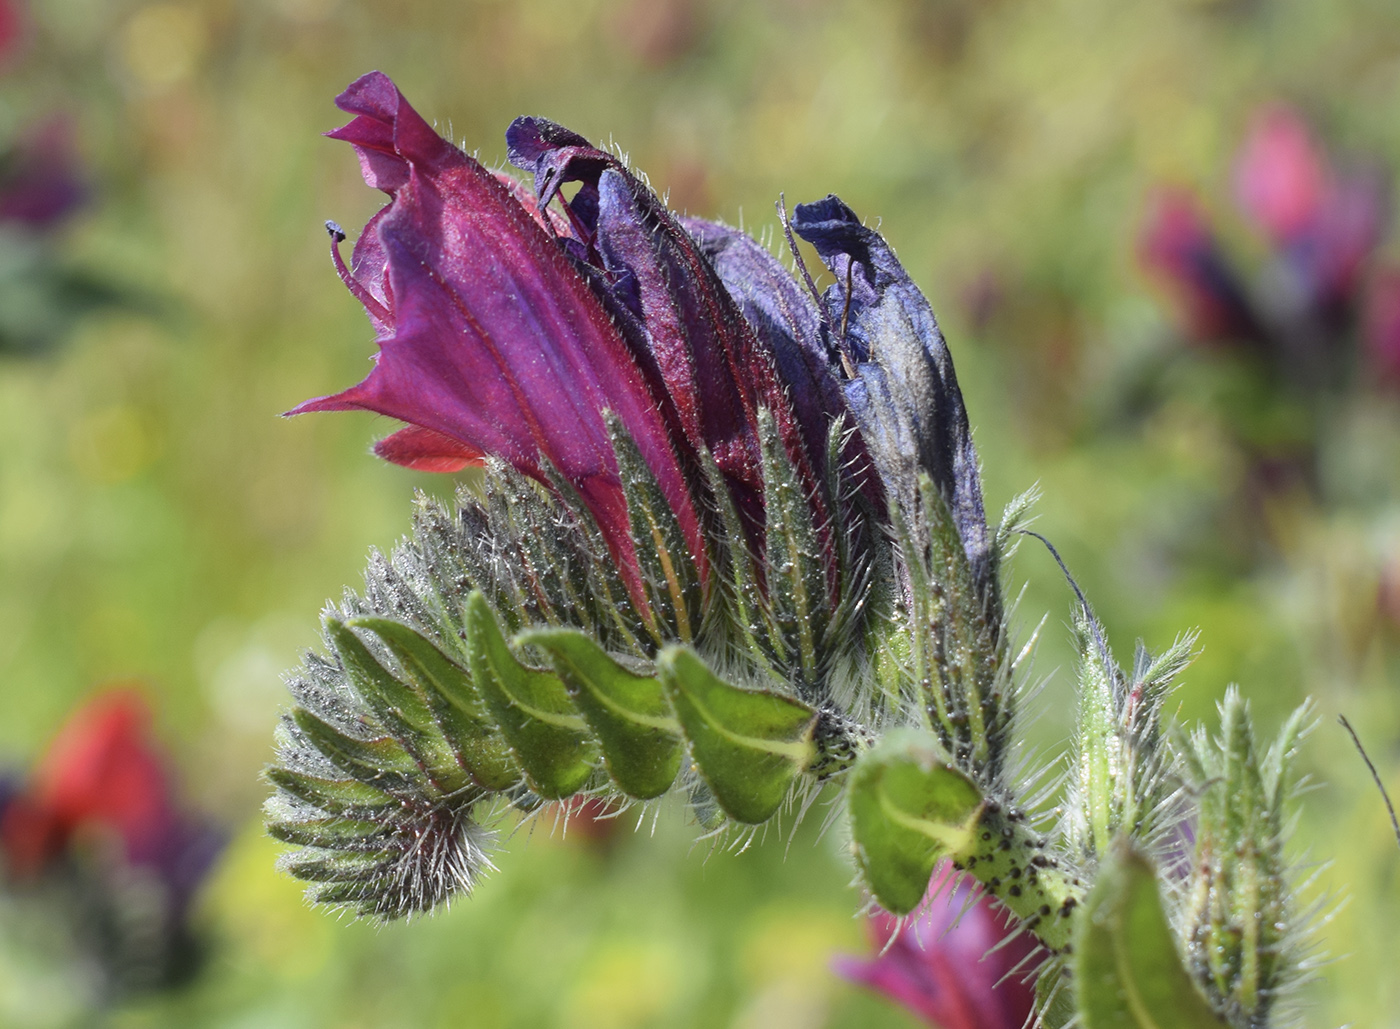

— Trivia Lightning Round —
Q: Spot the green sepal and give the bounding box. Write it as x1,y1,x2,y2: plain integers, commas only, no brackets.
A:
464,591,597,799
605,412,703,645
846,728,985,914
758,407,829,691
656,645,817,824
1076,840,1228,1028
325,619,468,792
519,628,683,800
348,616,521,792
265,767,392,816
291,708,421,789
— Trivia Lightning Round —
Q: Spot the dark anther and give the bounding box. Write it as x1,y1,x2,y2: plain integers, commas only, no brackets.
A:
1009,885,1022,897
325,220,346,243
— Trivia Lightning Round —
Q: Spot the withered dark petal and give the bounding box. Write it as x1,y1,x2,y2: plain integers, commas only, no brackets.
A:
792,195,989,580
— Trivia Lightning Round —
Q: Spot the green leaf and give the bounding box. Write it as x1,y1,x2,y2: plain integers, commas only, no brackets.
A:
290,708,422,789
349,616,521,792
656,646,816,824
846,729,985,914
325,620,468,792
267,815,390,850
265,766,393,816
283,852,395,884
519,628,683,800
1076,840,1228,1029
463,591,596,799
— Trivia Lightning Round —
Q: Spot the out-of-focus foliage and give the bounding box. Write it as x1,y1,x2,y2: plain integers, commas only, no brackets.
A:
0,0,1397,1026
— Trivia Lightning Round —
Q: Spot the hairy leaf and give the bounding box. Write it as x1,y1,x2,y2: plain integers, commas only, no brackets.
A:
1076,841,1227,1029
846,729,985,914
464,591,597,798
349,616,521,791
521,627,683,800
657,646,817,824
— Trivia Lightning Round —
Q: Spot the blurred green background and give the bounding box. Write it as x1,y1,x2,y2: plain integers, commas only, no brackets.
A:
2,0,1399,1025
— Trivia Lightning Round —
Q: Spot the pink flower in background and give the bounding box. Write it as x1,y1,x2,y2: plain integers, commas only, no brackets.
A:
1140,104,1399,390
835,862,1038,1029
1232,104,1388,312
1234,105,1327,245
1138,187,1260,346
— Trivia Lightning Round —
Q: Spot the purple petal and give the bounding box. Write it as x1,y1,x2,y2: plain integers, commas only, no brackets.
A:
506,117,835,567
682,217,882,507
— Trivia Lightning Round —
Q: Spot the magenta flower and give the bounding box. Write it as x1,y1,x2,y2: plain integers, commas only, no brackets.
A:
835,862,1038,1029
292,73,709,596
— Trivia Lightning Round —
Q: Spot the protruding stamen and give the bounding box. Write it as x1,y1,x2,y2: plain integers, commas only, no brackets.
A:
326,219,391,325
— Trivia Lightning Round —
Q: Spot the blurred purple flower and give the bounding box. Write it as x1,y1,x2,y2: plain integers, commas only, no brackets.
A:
0,116,88,231
0,689,221,908
1140,105,1399,394
1138,186,1261,347
835,862,1038,1029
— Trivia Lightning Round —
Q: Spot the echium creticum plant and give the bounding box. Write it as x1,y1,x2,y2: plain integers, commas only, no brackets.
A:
265,72,1324,1028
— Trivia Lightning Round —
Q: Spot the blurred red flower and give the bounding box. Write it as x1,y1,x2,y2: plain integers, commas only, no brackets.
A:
0,689,220,904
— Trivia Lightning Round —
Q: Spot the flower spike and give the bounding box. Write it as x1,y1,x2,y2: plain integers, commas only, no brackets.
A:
270,74,1328,1029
